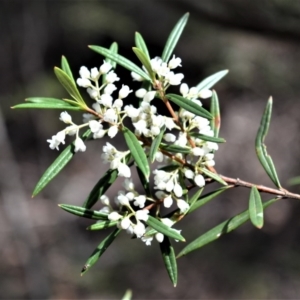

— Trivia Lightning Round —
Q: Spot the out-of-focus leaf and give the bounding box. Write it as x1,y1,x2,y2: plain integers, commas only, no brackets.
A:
122,127,150,179
135,32,150,59
81,228,121,275
58,204,108,220
160,143,191,154
54,67,86,107
146,216,185,242
87,220,118,231
210,90,221,137
166,94,213,120
89,45,151,81
161,13,189,63
188,187,204,206
149,125,166,163
160,237,177,287
249,186,264,228
200,168,227,186
61,55,75,84
132,47,154,81
196,70,228,92
121,289,132,300
32,129,91,197
287,176,300,186
177,198,278,257
255,97,281,188
189,132,225,143
189,186,232,213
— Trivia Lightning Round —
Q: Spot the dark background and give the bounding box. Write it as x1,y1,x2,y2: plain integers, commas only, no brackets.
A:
2,0,300,299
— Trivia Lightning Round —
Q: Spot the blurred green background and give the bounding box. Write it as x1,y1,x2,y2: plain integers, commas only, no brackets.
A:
2,0,300,298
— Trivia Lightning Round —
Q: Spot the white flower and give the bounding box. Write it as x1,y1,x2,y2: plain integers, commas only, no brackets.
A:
65,125,77,136
168,55,182,69
59,111,72,124
192,147,204,156
184,169,194,179
135,210,149,221
87,87,99,99
173,183,183,197
100,195,110,206
194,174,205,187
120,217,131,229
100,61,112,74
99,206,110,214
103,108,118,123
117,163,131,178
74,137,86,152
77,78,91,88
123,178,135,191
116,193,130,206
108,125,118,138
105,71,120,83
155,232,164,243
163,133,176,143
198,89,212,99
160,218,175,227
141,235,153,246
180,83,189,97
98,94,113,107
143,91,156,102
165,72,184,85
47,131,66,150
124,105,140,118
177,199,190,213
155,152,164,162
108,212,122,221
150,57,163,72
133,195,146,208
104,83,117,95
79,66,90,78
90,67,99,79
135,88,147,98
163,195,173,208
113,99,123,110
89,120,102,133
131,71,144,81
133,221,146,238
118,85,132,99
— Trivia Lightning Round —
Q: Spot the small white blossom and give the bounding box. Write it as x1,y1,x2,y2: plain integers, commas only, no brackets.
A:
105,71,120,83
133,221,146,238
120,217,131,229
103,108,118,123
163,133,176,143
135,210,149,221
173,183,183,197
59,111,72,124
118,85,132,99
177,199,190,213
107,125,118,138
155,232,164,243
74,137,86,152
192,147,204,156
100,195,110,206
77,77,91,87
90,67,99,79
135,88,147,98
163,195,173,208
104,83,117,95
185,169,194,179
198,89,212,99
168,55,182,69
131,71,144,81
133,195,146,208
108,212,122,221
165,72,184,85
89,120,102,133
117,163,131,178
195,174,205,187
79,66,90,78
100,61,112,74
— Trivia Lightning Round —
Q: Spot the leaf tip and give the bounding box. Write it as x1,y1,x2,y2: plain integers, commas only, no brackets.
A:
268,96,273,104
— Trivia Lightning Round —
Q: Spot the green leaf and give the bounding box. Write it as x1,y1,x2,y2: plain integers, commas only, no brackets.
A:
177,198,278,257
132,47,155,81
189,186,232,214
166,94,213,120
149,125,166,163
188,187,204,206
158,164,180,173
189,132,225,143
200,168,228,186
12,103,82,110
82,169,118,209
59,204,108,220
121,289,132,300
61,56,75,84
32,129,91,197
146,216,185,242
87,220,118,231
89,45,151,81
54,67,86,107
81,228,121,275
249,186,264,229
160,143,191,154
196,70,228,92
136,165,151,197
161,13,189,62
122,127,150,179
255,97,281,188
287,176,300,186
210,90,221,137
135,32,150,59
160,237,178,287
102,42,118,84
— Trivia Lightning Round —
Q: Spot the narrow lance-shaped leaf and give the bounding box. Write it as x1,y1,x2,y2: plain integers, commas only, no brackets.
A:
197,70,228,92
81,228,121,275
210,90,221,137
255,97,281,188
189,132,225,143
149,125,166,163
58,204,108,220
249,186,264,229
166,93,213,120
135,32,150,59
61,55,75,84
188,187,204,206
146,216,185,242
122,127,150,179
160,237,178,287
87,220,118,231
32,129,91,197
161,13,189,62
89,45,151,81
160,143,191,154
121,290,132,300
189,186,233,214
177,198,278,258
136,165,151,197
132,47,155,81
200,167,228,186
54,67,87,107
